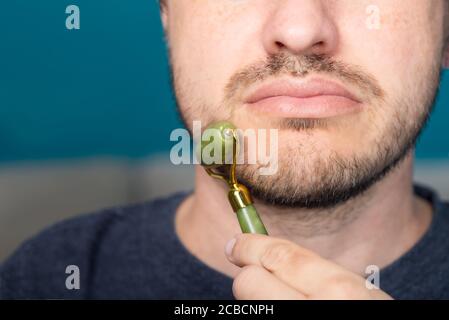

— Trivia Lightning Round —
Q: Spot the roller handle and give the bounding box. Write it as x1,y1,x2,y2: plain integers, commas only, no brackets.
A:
236,204,268,235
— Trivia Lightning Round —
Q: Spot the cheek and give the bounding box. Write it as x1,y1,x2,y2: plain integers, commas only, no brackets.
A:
338,2,443,136
357,4,442,99
168,1,266,120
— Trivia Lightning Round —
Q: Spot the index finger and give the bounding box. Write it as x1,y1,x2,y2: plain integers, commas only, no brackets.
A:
226,233,362,295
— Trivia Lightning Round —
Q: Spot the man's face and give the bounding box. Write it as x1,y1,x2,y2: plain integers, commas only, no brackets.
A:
162,0,447,208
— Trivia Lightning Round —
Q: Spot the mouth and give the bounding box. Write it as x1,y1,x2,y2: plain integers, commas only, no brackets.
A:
244,78,363,119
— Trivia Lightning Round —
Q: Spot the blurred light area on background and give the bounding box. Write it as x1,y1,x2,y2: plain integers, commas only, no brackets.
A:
0,0,180,163
0,0,448,261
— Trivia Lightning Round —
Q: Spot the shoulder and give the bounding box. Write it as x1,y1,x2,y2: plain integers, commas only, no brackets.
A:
0,192,189,299
423,193,449,298
440,199,449,214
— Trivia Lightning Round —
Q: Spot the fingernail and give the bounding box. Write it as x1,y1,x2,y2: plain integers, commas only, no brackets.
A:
225,238,237,257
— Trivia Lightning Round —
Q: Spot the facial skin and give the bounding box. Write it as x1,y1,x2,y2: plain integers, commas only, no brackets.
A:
162,0,447,209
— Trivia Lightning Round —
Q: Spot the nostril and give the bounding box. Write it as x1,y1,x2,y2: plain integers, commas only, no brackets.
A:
311,41,328,54
275,41,285,49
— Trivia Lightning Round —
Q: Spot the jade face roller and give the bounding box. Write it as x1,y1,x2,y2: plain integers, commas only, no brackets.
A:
198,121,268,235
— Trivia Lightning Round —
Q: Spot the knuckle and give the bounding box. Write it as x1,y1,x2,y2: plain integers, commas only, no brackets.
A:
325,276,360,298
232,265,260,298
260,242,299,271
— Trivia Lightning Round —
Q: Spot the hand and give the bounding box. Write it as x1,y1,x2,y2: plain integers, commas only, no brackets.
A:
225,234,392,300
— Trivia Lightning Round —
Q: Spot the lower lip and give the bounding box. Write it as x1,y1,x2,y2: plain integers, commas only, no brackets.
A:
246,95,362,118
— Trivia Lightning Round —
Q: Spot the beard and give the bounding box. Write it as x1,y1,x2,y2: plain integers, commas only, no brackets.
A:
170,52,442,209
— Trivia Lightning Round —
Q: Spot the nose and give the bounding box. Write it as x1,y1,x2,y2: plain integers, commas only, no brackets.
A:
262,0,338,56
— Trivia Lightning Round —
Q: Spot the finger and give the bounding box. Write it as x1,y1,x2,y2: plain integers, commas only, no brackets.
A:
226,234,363,296
232,265,306,300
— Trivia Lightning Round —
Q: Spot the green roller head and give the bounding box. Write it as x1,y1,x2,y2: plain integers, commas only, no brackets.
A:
197,121,269,236
197,121,237,168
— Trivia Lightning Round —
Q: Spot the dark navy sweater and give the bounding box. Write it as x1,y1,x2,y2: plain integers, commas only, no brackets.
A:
1,185,449,299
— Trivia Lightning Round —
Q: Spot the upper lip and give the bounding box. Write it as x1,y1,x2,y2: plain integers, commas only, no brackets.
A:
245,78,361,104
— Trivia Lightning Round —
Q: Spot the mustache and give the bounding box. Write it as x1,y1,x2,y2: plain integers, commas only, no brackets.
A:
225,53,385,102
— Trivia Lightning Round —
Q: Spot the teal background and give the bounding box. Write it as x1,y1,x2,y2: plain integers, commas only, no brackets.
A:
1,0,448,163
